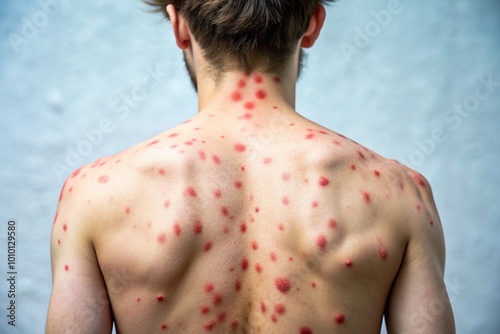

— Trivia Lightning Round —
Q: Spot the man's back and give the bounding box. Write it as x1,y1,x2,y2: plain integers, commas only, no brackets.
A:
48,74,451,333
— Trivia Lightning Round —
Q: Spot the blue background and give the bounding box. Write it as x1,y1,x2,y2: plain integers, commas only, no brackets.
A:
1,0,499,332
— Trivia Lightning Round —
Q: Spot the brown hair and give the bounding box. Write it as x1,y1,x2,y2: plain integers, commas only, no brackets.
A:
144,0,334,75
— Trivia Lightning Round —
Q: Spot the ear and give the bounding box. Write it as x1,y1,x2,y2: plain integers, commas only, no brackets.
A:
301,4,326,48
166,4,191,50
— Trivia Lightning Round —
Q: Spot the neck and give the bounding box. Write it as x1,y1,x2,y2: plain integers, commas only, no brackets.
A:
196,70,297,114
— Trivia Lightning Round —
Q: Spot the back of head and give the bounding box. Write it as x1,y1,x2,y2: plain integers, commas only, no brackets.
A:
145,0,334,75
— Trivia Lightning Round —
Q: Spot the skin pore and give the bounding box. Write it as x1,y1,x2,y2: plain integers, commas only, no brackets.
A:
46,3,455,334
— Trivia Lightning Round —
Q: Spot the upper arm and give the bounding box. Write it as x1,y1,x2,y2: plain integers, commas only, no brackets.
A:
46,176,113,334
385,174,455,334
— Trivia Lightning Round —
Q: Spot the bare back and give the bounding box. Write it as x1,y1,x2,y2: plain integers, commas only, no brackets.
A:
48,79,452,333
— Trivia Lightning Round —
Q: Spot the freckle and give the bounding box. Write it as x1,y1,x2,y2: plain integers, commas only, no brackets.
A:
380,248,388,260
63,224,68,232
334,313,346,325
98,175,109,184
157,233,166,244
260,301,267,313
270,252,277,262
255,263,262,273
204,242,213,252
201,306,210,314
64,264,69,272
317,235,327,251
217,312,226,323
204,320,217,331
231,91,242,102
256,90,267,99
345,259,353,267
319,176,330,187
306,134,315,140
199,151,207,160
234,143,246,152
254,75,263,84
240,223,247,233
241,258,249,270
275,277,291,293
186,187,197,197
194,221,203,234
212,155,221,164
244,102,255,110
251,241,259,250
278,223,284,231
282,196,290,206
357,150,366,160
157,295,164,302
165,201,171,209
212,294,223,306
235,280,241,291
234,180,243,189
374,170,381,177
205,283,215,293
300,326,313,334
363,192,371,203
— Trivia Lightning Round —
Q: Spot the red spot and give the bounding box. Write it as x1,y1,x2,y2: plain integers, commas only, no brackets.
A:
98,175,109,184
306,134,315,140
201,306,210,314
241,113,253,120
126,207,131,215
282,196,290,206
311,201,319,208
194,221,203,234
68,187,73,193
319,176,330,187
234,143,246,152
148,140,160,146
212,294,222,306
272,315,278,322
430,220,434,226
255,207,260,213
220,206,229,216
278,223,285,231
254,75,263,84
165,201,171,209
263,157,273,164
244,102,255,110
240,223,247,233
260,301,267,313
161,324,168,331
238,80,246,88
273,76,281,83
270,252,277,262
53,212,58,225
63,224,68,232
186,187,197,197
351,165,356,171
231,320,239,330
157,295,164,302
137,298,141,302
317,235,327,251
168,133,178,138
235,281,241,292
300,326,313,334
345,259,353,267
328,219,337,229
357,150,366,160
234,180,243,189
256,90,267,99
205,283,215,293
71,168,82,178
374,170,381,177
275,277,291,293
204,242,213,252
380,248,388,260
363,192,371,203
282,172,291,181
231,91,242,102
57,239,61,245
157,233,167,244
217,312,226,323
275,304,286,314
174,224,181,236
334,313,346,325
251,241,259,250
64,264,69,272
199,151,207,160
214,189,222,198
204,320,217,331
311,282,317,288
241,258,249,270
212,155,221,165
255,263,263,273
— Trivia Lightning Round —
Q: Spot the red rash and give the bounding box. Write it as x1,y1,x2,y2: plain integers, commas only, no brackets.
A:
62,224,68,232
260,301,267,313
164,201,171,209
306,134,315,140
199,151,207,160
212,155,221,165
126,207,131,215
334,313,346,325
312,201,319,208
157,233,166,244
240,223,247,233
161,324,168,330
221,206,229,216
255,263,263,273
234,143,246,152
244,102,255,110
201,306,210,314
357,151,366,160
363,192,371,203
212,294,223,305
256,90,267,99
251,241,259,250
98,175,109,184
300,326,313,334
317,235,327,251
214,189,222,198
174,224,181,236
157,295,164,302
64,265,69,272
380,248,388,260
204,242,213,252
234,181,243,189
263,158,273,164
205,283,215,293
319,176,330,187
231,320,239,330
235,281,241,291
328,218,337,229
204,321,216,331
231,92,242,102
273,76,281,83
282,196,290,206
345,259,353,267
270,252,277,262
254,75,263,84
351,165,356,171
194,221,203,234
186,187,197,197
241,258,249,270
275,277,291,293
168,133,178,138
148,140,160,146
374,170,381,177
217,312,226,323
275,304,286,314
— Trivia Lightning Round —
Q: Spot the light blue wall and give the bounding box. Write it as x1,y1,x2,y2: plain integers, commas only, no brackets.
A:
1,0,499,333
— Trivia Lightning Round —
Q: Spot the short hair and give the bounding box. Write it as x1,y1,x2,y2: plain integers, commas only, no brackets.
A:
144,0,335,75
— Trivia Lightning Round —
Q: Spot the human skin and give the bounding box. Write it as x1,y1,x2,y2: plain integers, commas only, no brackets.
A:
46,4,455,334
